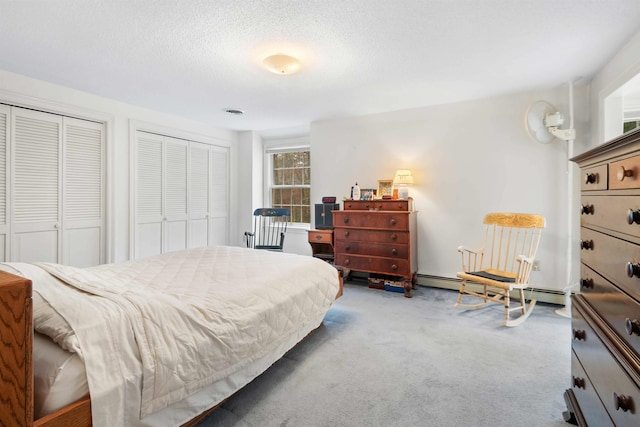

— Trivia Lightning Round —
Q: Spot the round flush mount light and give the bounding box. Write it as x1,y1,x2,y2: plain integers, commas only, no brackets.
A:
263,54,301,75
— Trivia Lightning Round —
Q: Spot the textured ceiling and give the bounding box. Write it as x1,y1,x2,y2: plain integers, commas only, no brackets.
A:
1,0,640,136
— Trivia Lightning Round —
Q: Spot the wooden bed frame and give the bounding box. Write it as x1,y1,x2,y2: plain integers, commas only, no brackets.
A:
0,268,342,427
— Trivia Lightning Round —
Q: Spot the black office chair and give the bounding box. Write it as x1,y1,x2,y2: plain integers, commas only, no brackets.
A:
244,208,290,251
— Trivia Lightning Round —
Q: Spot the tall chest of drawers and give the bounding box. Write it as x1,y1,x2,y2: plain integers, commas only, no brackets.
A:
565,129,640,426
332,199,418,298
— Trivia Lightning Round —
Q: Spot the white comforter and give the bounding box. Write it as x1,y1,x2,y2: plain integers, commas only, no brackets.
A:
10,246,340,427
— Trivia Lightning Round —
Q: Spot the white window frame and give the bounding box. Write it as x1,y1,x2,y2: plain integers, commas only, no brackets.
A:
263,137,311,227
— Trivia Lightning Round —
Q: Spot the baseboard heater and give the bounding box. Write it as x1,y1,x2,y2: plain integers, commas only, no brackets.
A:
346,271,566,305
417,274,565,306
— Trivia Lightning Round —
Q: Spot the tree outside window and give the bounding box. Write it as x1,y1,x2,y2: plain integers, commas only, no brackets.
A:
271,150,310,223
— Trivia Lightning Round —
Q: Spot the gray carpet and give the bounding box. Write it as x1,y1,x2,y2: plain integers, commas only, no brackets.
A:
198,280,572,427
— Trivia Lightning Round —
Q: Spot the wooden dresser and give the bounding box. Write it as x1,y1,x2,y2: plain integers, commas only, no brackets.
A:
565,128,640,426
333,198,418,298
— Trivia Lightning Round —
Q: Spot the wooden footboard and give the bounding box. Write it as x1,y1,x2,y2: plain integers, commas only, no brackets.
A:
0,271,33,426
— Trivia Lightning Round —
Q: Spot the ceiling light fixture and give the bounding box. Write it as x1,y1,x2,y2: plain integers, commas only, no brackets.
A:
223,108,245,115
263,54,301,75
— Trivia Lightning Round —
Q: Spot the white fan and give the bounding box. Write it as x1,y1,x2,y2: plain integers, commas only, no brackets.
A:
525,100,576,144
525,100,558,144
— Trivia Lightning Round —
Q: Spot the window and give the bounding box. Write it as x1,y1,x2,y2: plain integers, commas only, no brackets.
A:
268,148,310,224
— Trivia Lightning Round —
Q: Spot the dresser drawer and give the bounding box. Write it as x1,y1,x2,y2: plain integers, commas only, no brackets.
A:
581,195,640,238
334,227,409,244
580,264,640,358
343,200,410,211
333,211,408,230
570,350,614,426
580,227,640,299
582,164,608,191
334,253,410,276
308,230,333,244
334,241,407,259
572,303,640,427
610,155,640,190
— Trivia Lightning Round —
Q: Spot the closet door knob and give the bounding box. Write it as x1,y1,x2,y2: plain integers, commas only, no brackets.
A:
618,165,634,181
625,318,640,336
627,262,640,278
628,209,640,224
580,278,594,290
580,240,594,250
613,393,634,412
573,328,586,341
580,204,594,215
585,173,598,184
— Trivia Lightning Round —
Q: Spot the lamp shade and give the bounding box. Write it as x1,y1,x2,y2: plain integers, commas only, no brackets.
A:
393,169,414,185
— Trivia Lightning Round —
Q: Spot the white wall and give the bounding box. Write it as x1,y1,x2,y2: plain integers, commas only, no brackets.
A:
0,69,238,263
310,87,590,292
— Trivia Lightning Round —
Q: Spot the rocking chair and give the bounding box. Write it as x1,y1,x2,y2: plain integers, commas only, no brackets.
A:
455,212,545,327
244,208,290,251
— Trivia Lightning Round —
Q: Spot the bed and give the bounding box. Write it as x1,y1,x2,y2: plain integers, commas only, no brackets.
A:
0,245,343,427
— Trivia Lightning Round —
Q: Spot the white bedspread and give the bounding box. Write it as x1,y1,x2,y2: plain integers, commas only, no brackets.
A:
11,246,339,427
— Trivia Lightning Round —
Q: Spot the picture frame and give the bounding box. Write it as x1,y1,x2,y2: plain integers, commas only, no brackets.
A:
377,179,393,198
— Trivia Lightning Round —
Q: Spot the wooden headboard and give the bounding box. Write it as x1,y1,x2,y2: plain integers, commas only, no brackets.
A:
0,270,33,426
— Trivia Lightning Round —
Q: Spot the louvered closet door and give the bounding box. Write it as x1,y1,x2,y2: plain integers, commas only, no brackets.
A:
188,141,210,248
135,132,164,258
164,137,188,252
209,146,229,246
11,108,62,263
0,105,9,261
62,117,104,267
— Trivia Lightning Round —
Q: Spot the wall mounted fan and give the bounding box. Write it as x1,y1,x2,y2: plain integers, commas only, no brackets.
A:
525,100,576,143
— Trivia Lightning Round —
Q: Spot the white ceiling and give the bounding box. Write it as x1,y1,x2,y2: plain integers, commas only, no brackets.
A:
1,0,640,136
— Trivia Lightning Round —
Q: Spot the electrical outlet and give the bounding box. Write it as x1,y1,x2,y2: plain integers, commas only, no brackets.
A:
533,261,540,271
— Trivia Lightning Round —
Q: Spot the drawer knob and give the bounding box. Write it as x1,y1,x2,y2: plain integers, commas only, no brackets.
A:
579,278,594,290
343,217,350,224
344,231,350,238
585,173,598,184
344,259,350,265
390,218,397,226
613,392,634,413
628,209,640,225
627,262,640,278
618,165,634,181
572,376,585,389
315,235,323,240
572,328,586,341
390,233,398,241
580,204,594,215
391,264,398,271
625,318,640,336
391,248,398,256
579,240,594,250
344,244,351,251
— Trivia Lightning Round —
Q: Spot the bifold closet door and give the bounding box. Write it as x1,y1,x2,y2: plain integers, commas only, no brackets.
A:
11,108,62,263
188,141,210,248
0,105,9,261
209,146,229,246
164,137,188,252
62,117,105,267
135,132,164,258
